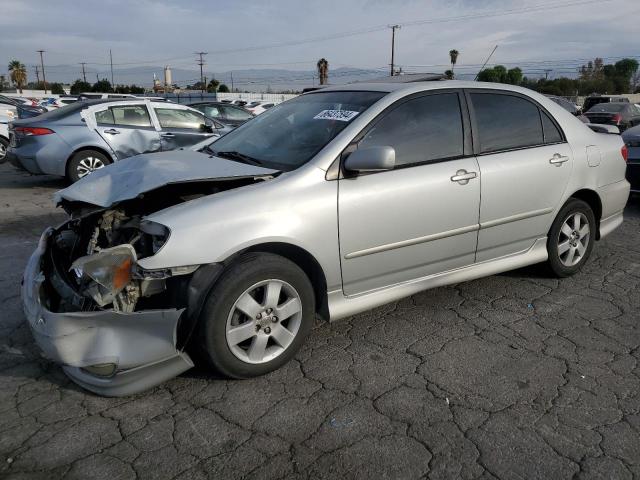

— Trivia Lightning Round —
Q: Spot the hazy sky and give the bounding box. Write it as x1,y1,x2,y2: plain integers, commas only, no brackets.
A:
2,0,638,85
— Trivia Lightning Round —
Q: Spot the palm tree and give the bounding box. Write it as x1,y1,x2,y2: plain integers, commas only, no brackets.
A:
8,60,27,93
449,50,459,78
316,58,329,86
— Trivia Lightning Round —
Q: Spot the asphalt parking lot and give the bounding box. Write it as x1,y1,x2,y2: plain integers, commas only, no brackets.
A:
0,162,639,480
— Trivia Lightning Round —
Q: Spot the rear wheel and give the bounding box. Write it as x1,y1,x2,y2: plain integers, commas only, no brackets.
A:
546,198,596,277
66,150,111,183
197,253,315,378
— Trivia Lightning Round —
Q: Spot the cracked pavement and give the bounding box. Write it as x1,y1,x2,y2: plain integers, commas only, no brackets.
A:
0,163,639,479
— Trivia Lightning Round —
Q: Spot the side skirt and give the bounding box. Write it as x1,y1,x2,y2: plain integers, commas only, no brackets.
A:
327,237,548,321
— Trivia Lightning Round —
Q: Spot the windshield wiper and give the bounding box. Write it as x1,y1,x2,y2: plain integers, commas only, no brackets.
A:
213,150,264,166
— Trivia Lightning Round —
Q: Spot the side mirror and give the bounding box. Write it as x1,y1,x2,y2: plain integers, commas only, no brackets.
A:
344,146,396,173
202,119,214,133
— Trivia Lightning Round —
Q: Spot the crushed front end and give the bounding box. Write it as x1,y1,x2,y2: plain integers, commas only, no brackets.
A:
21,203,222,396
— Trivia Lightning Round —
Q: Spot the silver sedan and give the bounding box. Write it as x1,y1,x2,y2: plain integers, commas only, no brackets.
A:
22,81,630,395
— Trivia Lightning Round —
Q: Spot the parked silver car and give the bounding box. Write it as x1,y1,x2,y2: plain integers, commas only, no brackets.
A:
6,99,231,182
22,81,630,396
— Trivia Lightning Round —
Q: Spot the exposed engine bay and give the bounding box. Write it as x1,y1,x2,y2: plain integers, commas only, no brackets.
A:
46,177,270,315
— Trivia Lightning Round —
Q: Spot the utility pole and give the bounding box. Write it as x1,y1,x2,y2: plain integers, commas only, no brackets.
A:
230,71,234,91
80,62,87,83
389,25,400,76
194,52,207,93
37,50,47,93
109,49,114,87
34,66,40,86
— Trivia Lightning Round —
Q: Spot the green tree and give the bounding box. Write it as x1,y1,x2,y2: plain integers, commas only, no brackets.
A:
8,59,27,93
50,83,65,95
92,78,113,93
217,83,230,93
448,49,459,77
506,67,523,85
444,69,454,80
207,78,220,93
316,58,329,85
129,84,145,94
70,79,92,95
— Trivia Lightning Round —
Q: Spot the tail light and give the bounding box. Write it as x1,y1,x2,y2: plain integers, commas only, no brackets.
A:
621,145,628,163
612,114,622,124
14,127,54,136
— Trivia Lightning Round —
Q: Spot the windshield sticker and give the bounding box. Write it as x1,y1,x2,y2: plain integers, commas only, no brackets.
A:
313,109,360,122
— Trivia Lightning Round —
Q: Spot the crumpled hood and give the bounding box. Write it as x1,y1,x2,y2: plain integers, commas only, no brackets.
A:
54,151,278,208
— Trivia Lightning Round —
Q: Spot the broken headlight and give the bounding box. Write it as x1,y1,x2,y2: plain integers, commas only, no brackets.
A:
71,244,137,307
139,220,170,255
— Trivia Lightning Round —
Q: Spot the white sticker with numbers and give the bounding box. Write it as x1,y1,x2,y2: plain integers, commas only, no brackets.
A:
313,109,360,122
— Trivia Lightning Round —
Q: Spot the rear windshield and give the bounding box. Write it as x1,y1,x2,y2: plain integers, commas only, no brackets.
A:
587,103,626,113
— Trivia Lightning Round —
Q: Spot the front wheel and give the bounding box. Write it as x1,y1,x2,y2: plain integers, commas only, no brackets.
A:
66,150,111,183
0,137,8,163
546,198,596,277
197,253,315,378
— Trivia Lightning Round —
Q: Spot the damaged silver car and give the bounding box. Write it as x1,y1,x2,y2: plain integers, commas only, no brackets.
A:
23,82,630,396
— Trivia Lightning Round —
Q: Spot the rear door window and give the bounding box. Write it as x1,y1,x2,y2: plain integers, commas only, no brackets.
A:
96,105,152,127
470,93,544,153
541,111,563,143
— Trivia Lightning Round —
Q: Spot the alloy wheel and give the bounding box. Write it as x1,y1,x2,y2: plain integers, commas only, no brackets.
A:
76,156,106,178
0,142,6,161
557,212,590,267
225,279,303,364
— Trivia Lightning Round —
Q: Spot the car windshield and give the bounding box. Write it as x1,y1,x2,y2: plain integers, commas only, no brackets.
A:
207,91,386,171
587,103,626,113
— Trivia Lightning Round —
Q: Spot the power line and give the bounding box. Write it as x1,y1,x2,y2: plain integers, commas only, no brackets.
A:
41,0,618,68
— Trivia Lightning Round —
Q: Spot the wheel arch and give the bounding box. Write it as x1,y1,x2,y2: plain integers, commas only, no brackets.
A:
241,242,330,321
568,189,603,239
65,145,115,176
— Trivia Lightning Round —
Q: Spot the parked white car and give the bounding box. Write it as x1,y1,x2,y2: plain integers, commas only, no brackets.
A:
0,110,10,162
245,101,276,115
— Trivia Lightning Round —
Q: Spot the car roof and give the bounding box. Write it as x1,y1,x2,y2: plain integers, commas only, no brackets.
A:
311,80,544,96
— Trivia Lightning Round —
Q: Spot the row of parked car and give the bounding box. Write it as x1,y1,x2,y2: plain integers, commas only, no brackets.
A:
0,94,276,181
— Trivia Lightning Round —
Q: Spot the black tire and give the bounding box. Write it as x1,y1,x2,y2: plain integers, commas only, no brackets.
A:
197,252,315,379
0,137,8,164
546,198,596,277
66,150,111,183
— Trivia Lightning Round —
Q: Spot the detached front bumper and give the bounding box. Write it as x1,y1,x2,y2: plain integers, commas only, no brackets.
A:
21,229,194,396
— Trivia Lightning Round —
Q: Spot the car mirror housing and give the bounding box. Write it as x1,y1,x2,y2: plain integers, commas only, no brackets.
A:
344,146,396,173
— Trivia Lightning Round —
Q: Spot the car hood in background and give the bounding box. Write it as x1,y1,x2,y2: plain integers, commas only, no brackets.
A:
54,150,278,208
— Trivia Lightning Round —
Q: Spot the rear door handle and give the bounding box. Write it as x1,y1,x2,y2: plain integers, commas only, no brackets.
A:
450,170,477,185
103,129,120,135
549,153,569,166
161,133,175,138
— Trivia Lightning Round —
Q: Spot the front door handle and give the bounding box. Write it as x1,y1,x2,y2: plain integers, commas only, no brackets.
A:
103,129,120,135
161,133,175,138
450,169,477,185
549,153,569,166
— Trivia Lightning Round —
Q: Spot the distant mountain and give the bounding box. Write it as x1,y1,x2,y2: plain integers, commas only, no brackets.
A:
45,65,385,92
